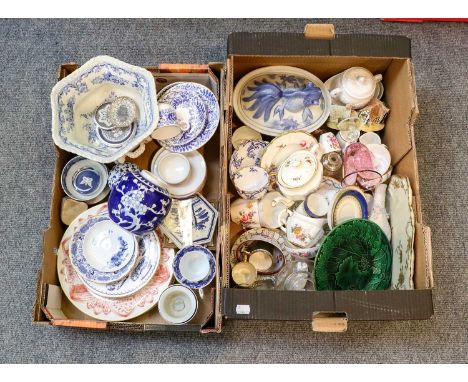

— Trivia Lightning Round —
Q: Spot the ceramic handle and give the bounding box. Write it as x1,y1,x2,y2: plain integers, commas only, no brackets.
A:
374,74,383,82
278,209,293,232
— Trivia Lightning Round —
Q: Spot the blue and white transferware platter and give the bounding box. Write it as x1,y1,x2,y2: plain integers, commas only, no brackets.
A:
157,82,219,153
158,89,206,147
81,230,161,298
160,193,218,248
233,66,331,136
70,213,138,283
51,55,158,163
173,245,216,289
61,156,108,201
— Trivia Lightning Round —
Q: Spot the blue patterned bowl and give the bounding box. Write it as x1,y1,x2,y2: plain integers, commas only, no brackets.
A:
108,170,172,235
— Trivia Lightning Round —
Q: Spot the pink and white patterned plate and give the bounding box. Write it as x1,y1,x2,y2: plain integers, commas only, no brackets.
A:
57,203,174,322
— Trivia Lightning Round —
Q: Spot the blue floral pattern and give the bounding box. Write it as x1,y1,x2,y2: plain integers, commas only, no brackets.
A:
108,171,172,235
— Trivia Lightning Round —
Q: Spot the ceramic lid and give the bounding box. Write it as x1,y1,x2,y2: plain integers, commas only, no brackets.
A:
342,67,378,99
278,150,317,188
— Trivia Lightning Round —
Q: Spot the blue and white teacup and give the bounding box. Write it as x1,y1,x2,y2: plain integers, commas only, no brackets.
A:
108,170,172,235
232,166,269,200
152,103,187,140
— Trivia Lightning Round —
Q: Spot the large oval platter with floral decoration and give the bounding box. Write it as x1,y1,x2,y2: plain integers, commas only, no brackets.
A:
233,66,331,136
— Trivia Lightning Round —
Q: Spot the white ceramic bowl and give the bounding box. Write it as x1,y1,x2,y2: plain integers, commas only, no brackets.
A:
61,156,108,201
158,285,198,325
233,166,269,200
51,55,158,163
157,153,191,185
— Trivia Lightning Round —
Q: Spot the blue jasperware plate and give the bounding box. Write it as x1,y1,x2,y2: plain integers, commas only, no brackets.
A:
80,230,161,298
51,55,158,163
69,214,138,284
158,89,207,147
157,82,220,153
173,245,216,289
233,66,331,136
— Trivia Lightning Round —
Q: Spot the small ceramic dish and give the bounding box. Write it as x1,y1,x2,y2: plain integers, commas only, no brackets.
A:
233,66,331,136
94,102,114,130
277,162,323,201
157,82,219,153
328,186,369,229
232,166,269,200
157,153,191,185
69,214,139,283
61,156,109,201
277,150,317,189
229,140,268,179
81,230,161,298
150,148,207,198
96,122,136,147
239,244,285,276
173,245,216,289
160,193,218,248
158,285,198,325
51,55,158,163
231,126,262,149
108,96,139,128
303,193,329,218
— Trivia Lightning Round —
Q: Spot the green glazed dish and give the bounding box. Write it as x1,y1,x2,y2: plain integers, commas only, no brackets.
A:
314,219,392,290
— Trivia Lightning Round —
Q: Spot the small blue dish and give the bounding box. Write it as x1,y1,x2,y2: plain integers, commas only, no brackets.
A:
61,156,108,201
173,245,216,289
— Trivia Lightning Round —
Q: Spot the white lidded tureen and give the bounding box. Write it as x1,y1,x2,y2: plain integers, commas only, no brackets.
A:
51,55,158,163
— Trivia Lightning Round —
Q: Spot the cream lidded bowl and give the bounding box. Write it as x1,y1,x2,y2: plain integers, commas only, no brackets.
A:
51,55,159,163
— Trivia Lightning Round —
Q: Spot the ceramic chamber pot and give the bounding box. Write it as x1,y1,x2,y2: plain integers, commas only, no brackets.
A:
108,170,172,235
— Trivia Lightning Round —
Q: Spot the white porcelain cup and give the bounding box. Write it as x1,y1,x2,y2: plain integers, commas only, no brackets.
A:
319,132,341,154
303,193,329,218
280,211,325,248
230,198,260,228
158,285,198,325
359,131,381,145
157,153,191,185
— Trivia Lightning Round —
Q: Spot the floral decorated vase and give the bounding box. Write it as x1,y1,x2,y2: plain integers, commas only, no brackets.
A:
108,170,172,235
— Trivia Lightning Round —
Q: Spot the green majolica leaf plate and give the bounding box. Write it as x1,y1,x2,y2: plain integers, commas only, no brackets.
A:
314,219,392,291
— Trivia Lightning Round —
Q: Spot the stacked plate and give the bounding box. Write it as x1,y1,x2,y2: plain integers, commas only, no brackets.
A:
58,203,174,321
154,82,220,153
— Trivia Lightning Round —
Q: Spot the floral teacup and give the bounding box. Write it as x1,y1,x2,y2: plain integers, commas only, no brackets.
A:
280,211,325,248
230,198,260,228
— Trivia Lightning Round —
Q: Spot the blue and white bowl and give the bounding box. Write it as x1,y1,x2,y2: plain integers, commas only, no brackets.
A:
108,170,172,235
69,213,138,284
51,55,158,163
229,139,268,180
173,245,216,289
232,166,269,200
108,162,140,189
61,156,108,201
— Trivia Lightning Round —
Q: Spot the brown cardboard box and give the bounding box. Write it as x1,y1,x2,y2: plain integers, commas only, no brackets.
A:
220,28,434,331
33,63,225,333
34,24,434,333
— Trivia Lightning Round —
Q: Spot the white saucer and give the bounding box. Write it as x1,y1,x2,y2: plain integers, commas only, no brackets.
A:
150,148,207,198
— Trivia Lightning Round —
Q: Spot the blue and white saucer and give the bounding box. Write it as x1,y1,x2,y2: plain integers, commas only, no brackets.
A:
158,90,206,147
70,213,139,284
160,193,218,248
61,156,108,201
328,186,369,229
173,245,216,289
158,82,219,153
80,230,161,298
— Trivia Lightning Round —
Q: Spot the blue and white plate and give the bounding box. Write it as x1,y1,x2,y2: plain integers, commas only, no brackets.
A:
158,82,219,153
61,156,108,201
158,90,206,147
80,230,161,298
328,186,369,229
70,213,139,283
173,245,216,289
160,193,218,248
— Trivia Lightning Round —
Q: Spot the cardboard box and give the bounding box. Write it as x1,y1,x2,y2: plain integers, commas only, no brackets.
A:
220,29,434,331
33,63,225,333
34,24,434,333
